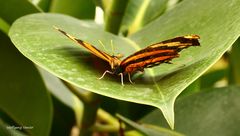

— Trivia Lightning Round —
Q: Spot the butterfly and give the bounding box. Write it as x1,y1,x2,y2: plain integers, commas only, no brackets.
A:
54,26,200,85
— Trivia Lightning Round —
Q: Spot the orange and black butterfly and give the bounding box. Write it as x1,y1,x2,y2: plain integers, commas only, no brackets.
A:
54,26,200,85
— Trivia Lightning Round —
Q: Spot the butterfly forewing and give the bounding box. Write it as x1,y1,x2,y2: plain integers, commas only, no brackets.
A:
54,27,114,64
148,35,200,50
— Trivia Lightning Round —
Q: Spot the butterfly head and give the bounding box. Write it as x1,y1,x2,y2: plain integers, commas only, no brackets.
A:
109,56,121,71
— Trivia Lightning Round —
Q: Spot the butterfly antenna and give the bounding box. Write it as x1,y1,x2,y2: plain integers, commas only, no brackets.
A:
111,40,114,56
98,40,107,52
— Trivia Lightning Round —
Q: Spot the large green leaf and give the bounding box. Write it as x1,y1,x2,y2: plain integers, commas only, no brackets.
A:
0,31,52,136
142,86,240,135
9,0,240,128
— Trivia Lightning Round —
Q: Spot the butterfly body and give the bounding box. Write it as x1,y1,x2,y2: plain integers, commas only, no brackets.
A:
54,26,200,85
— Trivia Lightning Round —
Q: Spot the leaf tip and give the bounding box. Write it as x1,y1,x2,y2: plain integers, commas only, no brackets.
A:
157,100,175,129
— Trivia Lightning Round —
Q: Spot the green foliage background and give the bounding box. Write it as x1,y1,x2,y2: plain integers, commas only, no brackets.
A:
1,0,240,136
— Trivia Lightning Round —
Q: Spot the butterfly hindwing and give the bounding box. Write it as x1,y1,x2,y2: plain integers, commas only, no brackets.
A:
120,35,200,73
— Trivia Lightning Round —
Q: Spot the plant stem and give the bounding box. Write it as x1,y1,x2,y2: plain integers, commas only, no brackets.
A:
104,0,129,34
80,93,101,136
91,109,120,132
61,80,101,136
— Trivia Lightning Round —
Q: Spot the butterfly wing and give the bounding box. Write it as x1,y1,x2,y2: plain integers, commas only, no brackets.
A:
54,27,113,64
120,35,200,73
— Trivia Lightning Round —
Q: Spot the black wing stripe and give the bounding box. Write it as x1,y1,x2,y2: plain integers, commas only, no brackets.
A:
121,50,178,67
76,40,111,60
124,54,179,73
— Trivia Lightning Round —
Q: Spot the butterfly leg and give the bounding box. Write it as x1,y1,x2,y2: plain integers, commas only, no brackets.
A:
98,70,113,79
118,73,124,86
128,73,134,84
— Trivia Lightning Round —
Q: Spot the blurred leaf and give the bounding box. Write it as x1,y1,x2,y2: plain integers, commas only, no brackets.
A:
104,0,129,34
141,0,167,25
50,96,76,136
100,97,153,121
116,101,154,121
0,18,10,34
37,68,83,127
117,114,183,136
180,79,200,97
30,0,51,12
0,120,26,136
200,69,227,89
142,86,240,136
125,130,145,136
0,0,41,24
0,32,52,136
99,96,118,114
120,0,168,35
229,38,240,85
49,0,95,19
9,0,240,129
93,0,112,11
